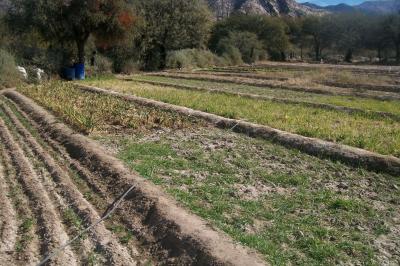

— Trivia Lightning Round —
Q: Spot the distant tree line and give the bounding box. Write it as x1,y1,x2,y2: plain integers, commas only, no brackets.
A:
1,0,400,74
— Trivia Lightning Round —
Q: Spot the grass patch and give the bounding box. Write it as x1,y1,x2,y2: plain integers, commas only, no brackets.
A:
81,78,400,156
92,127,399,265
130,75,400,116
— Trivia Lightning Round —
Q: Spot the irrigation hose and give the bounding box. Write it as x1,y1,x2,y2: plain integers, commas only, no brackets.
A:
37,185,136,266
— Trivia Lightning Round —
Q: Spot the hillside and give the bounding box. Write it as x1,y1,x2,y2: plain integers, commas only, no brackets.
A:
208,0,323,19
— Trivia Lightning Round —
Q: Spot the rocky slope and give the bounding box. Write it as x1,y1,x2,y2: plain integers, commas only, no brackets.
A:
303,0,400,14
208,0,323,18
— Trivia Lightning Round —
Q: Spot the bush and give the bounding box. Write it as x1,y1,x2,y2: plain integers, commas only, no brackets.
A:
216,31,265,64
166,49,224,69
220,45,243,66
119,59,140,74
0,49,22,88
86,55,112,77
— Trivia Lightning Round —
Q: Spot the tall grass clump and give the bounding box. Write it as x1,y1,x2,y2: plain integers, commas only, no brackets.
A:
0,49,22,88
166,49,229,69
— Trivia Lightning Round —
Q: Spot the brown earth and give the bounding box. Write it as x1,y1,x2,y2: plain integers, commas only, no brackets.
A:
0,90,266,265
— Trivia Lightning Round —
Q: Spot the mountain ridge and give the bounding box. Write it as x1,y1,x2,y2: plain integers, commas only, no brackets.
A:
302,0,400,14
208,0,324,18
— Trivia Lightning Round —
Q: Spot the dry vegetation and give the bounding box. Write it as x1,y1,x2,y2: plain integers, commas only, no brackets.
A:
81,78,400,157
2,63,400,265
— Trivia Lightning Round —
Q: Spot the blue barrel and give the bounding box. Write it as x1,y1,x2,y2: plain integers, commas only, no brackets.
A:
63,67,75,80
74,63,85,80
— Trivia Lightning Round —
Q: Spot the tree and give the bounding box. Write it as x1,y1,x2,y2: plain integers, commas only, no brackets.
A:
8,0,133,65
285,17,307,60
209,13,289,61
333,13,367,62
382,14,400,63
363,15,392,62
137,0,212,70
217,31,264,64
302,16,336,61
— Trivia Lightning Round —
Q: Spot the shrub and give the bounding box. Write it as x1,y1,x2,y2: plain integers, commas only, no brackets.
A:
220,45,243,66
216,31,265,64
119,59,140,74
0,49,22,88
86,55,113,77
165,49,224,69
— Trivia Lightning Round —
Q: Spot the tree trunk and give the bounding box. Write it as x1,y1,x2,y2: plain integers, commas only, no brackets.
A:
314,40,320,61
345,49,353,63
300,45,303,60
396,43,400,63
377,47,382,62
315,46,320,61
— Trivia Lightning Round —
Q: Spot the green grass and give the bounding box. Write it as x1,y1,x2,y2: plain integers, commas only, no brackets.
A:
129,75,400,115
95,127,399,265
81,78,400,157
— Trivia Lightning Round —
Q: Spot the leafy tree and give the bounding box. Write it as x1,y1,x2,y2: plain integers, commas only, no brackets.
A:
216,31,264,63
382,14,400,62
136,0,212,70
209,13,289,61
302,16,336,61
363,15,392,62
333,13,367,62
8,0,134,65
285,17,307,60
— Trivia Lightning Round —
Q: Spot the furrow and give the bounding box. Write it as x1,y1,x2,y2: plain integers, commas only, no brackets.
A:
124,78,400,121
0,144,40,265
8,123,99,265
74,84,400,176
4,95,159,264
0,117,78,266
4,89,266,265
0,144,18,265
149,72,400,100
0,103,138,265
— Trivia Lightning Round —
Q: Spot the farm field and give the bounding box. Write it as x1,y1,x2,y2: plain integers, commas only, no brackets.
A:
4,0,400,265
210,62,400,79
0,89,263,265
127,75,400,115
7,82,400,265
80,78,400,157
0,93,155,265
147,72,400,100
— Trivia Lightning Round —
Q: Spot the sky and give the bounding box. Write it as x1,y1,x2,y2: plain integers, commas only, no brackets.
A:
297,0,373,6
